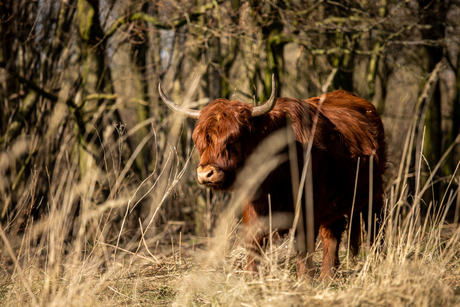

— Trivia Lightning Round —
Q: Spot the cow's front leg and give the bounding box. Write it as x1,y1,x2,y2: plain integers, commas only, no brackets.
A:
242,202,265,274
297,251,315,279
297,224,319,280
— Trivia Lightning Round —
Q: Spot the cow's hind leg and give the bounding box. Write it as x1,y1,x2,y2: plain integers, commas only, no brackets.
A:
349,210,363,258
361,189,385,252
319,218,347,279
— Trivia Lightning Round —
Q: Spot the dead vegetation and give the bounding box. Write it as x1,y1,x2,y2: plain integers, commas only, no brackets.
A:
1,0,460,306
1,116,460,306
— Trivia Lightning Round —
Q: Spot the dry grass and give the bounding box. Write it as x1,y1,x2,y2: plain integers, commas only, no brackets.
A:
1,118,460,307
2,221,459,306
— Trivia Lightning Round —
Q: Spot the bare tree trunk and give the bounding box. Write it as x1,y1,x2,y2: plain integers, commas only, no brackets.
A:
130,2,152,178
420,0,447,200
0,2,18,140
77,0,109,175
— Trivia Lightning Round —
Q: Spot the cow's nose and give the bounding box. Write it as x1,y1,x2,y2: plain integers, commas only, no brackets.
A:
197,165,218,184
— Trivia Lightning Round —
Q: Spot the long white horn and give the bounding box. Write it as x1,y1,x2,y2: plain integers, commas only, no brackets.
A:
251,74,277,117
158,83,200,119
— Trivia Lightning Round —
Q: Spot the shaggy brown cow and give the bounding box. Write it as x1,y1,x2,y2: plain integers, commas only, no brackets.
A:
158,76,386,279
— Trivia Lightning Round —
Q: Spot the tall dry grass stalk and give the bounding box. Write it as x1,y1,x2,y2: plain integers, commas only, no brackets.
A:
1,107,460,306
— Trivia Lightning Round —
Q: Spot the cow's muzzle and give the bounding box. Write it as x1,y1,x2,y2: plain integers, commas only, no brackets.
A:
196,165,224,186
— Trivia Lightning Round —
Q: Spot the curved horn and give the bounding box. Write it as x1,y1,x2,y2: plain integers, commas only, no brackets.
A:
251,74,277,117
158,83,200,119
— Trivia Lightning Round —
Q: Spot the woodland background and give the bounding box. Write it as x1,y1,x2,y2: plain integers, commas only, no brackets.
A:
1,0,460,305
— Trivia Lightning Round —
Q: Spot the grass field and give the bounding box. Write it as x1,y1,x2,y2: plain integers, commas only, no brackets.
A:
1,124,460,307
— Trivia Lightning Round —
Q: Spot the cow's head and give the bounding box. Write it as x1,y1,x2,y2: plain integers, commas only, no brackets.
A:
158,75,277,190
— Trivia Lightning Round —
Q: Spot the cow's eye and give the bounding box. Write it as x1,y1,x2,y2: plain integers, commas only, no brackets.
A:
226,142,234,152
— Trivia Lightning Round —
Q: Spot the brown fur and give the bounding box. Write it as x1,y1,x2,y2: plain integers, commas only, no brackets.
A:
191,90,386,279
